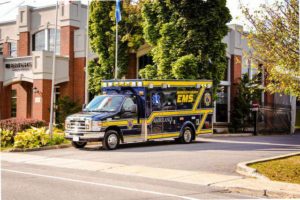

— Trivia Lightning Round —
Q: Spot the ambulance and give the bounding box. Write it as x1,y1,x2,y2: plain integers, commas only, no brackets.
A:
65,80,214,150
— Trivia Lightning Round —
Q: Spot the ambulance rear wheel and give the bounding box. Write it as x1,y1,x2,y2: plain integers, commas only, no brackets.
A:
72,141,87,148
180,127,193,144
102,130,120,150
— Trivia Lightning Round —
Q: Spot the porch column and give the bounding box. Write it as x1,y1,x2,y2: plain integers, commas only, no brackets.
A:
0,83,12,119
230,55,242,106
32,80,52,122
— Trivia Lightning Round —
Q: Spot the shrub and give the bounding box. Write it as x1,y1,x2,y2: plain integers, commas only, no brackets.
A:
48,128,65,145
13,127,67,149
0,129,14,147
139,64,157,79
171,54,198,79
14,127,50,149
0,118,46,134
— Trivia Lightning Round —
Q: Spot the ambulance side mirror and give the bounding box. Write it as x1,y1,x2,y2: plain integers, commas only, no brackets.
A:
82,104,86,110
131,104,137,113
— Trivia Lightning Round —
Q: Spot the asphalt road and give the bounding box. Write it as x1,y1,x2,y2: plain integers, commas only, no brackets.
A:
2,162,253,200
2,134,299,200
23,133,300,175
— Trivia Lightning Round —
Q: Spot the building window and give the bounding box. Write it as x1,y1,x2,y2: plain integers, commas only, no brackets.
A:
49,29,60,54
11,90,17,117
32,29,60,54
9,42,17,57
216,86,228,123
138,54,153,78
32,30,46,51
0,43,3,55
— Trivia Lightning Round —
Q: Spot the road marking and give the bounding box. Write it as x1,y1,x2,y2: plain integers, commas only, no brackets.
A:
200,138,300,147
2,168,199,200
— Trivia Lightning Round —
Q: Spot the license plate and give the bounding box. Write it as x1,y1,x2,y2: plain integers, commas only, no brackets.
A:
73,136,80,142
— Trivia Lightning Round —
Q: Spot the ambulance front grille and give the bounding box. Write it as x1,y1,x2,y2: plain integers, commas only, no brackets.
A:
69,119,86,130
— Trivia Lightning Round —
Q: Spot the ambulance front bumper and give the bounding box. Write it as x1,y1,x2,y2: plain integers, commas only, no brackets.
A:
65,131,105,142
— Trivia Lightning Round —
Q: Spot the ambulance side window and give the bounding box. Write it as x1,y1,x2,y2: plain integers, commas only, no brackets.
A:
121,97,137,118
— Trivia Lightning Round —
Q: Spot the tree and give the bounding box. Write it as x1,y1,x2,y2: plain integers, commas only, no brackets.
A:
241,0,300,97
230,74,262,132
140,0,231,92
88,0,144,94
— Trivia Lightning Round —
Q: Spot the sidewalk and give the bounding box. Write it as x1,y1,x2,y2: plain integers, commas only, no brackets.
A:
2,152,300,198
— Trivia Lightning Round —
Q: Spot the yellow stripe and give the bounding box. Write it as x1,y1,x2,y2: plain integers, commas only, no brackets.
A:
101,119,140,127
196,129,212,134
143,81,212,87
192,86,206,111
147,109,213,124
197,112,208,133
101,110,213,127
147,133,180,139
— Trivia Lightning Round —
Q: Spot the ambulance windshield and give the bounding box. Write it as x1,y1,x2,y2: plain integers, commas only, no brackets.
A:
85,95,124,112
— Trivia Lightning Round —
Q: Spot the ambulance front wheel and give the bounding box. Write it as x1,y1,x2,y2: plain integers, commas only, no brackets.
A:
180,127,194,144
102,130,120,150
72,141,87,148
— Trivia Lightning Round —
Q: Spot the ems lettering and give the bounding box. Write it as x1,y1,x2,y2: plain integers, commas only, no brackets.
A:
177,94,194,103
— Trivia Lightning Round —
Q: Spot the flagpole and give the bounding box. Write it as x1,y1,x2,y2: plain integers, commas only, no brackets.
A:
85,0,90,104
49,0,59,138
115,14,118,79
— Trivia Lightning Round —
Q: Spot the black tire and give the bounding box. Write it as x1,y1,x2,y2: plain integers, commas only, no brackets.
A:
179,126,194,144
102,130,120,150
72,141,87,148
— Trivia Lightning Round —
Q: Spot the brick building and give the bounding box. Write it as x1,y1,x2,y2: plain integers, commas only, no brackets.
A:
0,2,89,122
1,2,292,131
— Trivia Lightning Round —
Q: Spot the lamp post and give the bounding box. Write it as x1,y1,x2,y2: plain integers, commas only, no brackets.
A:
49,1,59,138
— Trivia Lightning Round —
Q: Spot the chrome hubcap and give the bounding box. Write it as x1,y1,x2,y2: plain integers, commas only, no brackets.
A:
184,130,192,142
108,134,118,148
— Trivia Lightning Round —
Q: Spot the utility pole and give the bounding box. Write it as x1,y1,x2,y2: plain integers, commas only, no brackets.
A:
114,13,118,79
49,1,59,138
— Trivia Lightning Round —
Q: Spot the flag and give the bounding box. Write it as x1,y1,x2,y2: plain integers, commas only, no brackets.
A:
116,0,121,23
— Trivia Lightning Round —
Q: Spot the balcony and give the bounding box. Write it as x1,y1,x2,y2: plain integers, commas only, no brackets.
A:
1,51,69,86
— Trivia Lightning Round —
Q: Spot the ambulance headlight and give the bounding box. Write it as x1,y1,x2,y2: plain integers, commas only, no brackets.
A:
85,119,92,130
91,121,102,131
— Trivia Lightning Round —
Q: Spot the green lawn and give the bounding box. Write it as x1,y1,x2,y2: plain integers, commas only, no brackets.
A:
249,155,300,184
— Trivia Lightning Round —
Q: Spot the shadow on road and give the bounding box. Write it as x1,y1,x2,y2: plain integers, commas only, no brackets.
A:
79,134,300,153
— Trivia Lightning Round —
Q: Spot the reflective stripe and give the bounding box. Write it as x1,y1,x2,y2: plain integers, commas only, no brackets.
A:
147,109,213,124
192,86,206,111
196,129,212,134
197,112,208,133
147,133,180,139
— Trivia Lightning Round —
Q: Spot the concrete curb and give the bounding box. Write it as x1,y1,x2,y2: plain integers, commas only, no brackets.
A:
3,143,72,152
234,152,300,198
236,152,300,179
228,186,300,199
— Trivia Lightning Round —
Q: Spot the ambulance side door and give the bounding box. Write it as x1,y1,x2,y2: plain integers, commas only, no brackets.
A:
120,96,142,139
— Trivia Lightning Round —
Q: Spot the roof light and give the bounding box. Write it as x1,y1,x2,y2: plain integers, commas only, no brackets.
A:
162,84,167,88
131,82,136,87
149,83,153,88
137,82,143,87
102,83,107,87
108,82,113,87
